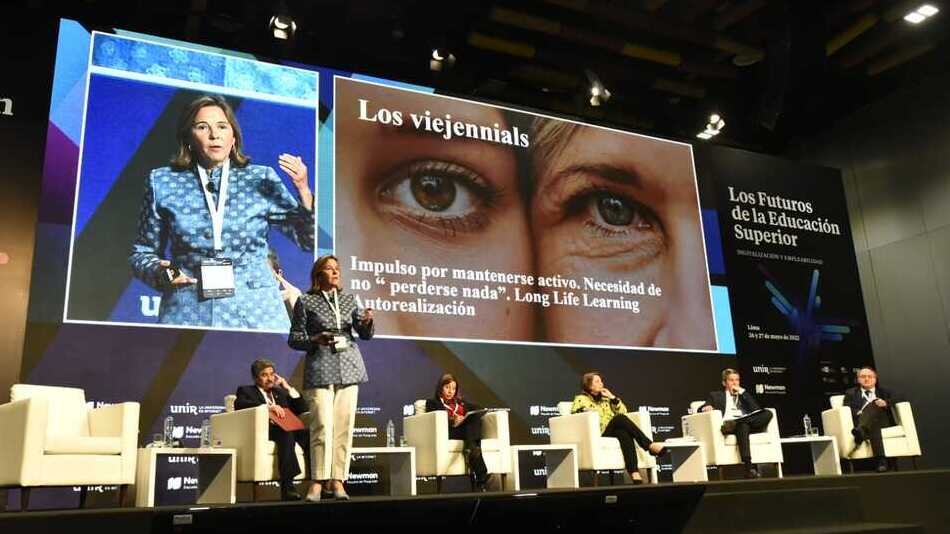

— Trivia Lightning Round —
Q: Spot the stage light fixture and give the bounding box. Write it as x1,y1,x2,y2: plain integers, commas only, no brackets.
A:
585,70,611,107
430,48,456,72
904,4,939,24
269,15,296,40
697,112,725,141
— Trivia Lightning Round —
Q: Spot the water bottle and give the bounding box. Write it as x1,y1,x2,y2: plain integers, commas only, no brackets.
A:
386,419,395,448
200,419,212,448
163,415,174,446
803,413,812,436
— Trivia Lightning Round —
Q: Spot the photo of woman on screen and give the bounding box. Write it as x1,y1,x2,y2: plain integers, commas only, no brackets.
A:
129,94,315,331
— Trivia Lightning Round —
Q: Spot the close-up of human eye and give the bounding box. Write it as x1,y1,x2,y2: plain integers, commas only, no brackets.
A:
559,183,666,261
377,160,503,238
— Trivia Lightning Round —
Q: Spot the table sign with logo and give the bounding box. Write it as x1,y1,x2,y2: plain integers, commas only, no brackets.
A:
132,447,236,507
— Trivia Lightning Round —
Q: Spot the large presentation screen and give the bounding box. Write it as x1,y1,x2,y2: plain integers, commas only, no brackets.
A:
57,26,718,352
335,77,716,351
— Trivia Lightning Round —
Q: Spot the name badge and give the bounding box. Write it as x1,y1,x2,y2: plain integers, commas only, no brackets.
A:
199,257,235,299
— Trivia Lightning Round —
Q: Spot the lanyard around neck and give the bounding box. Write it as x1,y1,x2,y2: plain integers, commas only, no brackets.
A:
196,159,230,250
321,288,342,331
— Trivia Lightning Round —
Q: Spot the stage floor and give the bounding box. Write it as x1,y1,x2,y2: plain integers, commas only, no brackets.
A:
1,469,947,533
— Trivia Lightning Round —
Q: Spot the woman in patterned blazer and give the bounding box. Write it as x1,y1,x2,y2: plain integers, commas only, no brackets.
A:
289,255,374,501
129,94,314,331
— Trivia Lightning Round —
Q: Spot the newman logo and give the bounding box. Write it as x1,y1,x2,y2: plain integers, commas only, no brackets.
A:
402,404,414,416
756,384,787,394
529,405,561,417
0,97,12,117
167,476,198,490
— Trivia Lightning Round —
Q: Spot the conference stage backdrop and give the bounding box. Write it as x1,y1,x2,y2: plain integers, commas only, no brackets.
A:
15,19,872,503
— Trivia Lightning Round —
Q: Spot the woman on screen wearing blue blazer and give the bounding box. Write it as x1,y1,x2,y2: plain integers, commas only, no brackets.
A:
426,373,491,491
571,371,665,484
288,255,374,501
129,95,314,331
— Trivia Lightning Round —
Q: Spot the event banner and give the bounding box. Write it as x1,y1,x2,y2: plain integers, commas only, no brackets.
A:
699,146,873,421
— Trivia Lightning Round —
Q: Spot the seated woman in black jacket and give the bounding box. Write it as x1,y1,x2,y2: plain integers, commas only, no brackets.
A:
425,373,490,490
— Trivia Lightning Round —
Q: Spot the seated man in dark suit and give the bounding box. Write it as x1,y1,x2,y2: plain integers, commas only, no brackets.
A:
235,358,310,500
843,366,900,472
700,368,773,478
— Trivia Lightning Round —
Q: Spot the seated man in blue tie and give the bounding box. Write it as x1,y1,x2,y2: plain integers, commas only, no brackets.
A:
843,366,900,472
700,368,773,478
235,358,310,500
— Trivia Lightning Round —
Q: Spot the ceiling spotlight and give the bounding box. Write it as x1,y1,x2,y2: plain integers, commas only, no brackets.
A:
697,112,725,141
430,48,456,72
905,4,939,24
585,69,611,107
269,15,296,40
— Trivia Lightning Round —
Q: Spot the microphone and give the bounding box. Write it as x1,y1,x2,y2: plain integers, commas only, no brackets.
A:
206,181,217,194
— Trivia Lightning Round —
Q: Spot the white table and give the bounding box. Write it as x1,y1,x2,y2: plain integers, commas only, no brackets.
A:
351,446,417,496
133,447,236,507
504,444,579,491
659,440,708,482
780,436,842,476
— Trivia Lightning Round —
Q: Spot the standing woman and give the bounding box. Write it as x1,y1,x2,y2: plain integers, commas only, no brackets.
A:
426,374,490,490
571,371,665,484
288,255,374,501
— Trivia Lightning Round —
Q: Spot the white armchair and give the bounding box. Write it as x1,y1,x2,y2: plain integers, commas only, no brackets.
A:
209,394,308,500
549,402,658,485
404,400,511,492
821,395,921,471
0,384,140,510
681,401,783,478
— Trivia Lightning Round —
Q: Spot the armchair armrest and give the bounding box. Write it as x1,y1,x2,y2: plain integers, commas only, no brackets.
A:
682,409,724,457
211,405,270,481
0,397,48,486
89,402,141,483
627,409,653,442
480,410,511,473
404,411,448,475
893,402,921,456
763,408,780,440
549,412,600,468
821,405,853,458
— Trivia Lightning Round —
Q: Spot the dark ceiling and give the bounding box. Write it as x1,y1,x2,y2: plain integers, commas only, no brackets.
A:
15,0,950,153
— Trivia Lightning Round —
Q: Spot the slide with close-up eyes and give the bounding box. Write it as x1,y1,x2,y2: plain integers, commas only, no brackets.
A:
334,77,718,352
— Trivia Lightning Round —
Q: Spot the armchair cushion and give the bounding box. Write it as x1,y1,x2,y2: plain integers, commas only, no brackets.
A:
45,436,122,455
723,433,773,447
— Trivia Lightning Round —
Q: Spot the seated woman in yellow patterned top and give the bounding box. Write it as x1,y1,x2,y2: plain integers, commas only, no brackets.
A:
571,371,665,483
